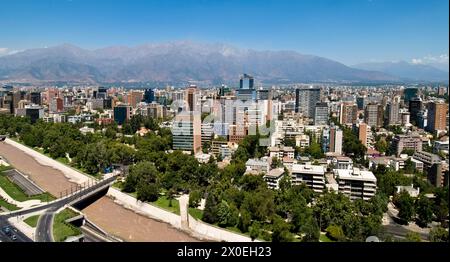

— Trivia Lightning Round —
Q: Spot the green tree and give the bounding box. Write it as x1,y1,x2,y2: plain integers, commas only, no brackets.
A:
271,215,293,242
415,195,434,227
375,137,388,154
249,222,261,241
203,190,220,224
189,190,202,208
401,149,415,156
136,183,159,202
326,225,346,241
393,191,416,223
167,188,176,207
405,232,422,242
429,226,449,242
238,208,252,233
271,156,282,169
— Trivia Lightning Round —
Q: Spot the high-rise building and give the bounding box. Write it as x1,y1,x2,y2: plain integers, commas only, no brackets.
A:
15,105,44,123
97,87,108,99
295,87,321,118
329,126,343,155
63,95,73,106
364,104,383,128
356,96,366,110
409,97,423,126
392,134,423,156
314,102,329,125
185,85,200,112
239,74,254,90
127,91,144,108
30,92,41,105
417,109,428,129
386,101,400,126
404,87,419,104
49,97,63,113
172,112,202,154
2,91,14,114
358,123,368,148
143,89,155,104
113,104,132,125
438,86,447,96
427,102,448,133
237,74,256,101
256,89,271,100
339,102,358,125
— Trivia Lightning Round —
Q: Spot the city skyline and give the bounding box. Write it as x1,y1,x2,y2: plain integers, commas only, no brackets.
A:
0,0,448,67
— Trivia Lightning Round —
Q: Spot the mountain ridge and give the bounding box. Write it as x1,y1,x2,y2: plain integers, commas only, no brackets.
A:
353,61,448,82
1,41,443,85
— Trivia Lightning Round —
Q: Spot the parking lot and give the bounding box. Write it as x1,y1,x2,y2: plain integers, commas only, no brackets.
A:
1,169,44,196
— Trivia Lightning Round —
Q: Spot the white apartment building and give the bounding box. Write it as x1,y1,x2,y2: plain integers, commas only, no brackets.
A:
269,146,295,159
332,156,353,170
290,164,326,193
334,168,377,201
263,168,285,190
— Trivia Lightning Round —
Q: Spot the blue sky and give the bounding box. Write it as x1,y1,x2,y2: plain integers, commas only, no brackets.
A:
0,0,448,66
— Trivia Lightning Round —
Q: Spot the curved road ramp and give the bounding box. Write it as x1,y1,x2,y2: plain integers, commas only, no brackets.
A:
1,175,118,242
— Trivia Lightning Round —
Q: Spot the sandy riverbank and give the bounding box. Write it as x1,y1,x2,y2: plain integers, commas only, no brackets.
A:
0,141,198,242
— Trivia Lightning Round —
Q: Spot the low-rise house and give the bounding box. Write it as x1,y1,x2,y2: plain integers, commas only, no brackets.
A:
295,134,310,148
396,184,420,197
332,156,353,170
195,153,211,164
79,126,94,135
245,158,270,174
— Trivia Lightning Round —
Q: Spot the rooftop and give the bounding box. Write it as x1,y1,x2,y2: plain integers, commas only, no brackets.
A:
334,168,377,182
264,168,285,178
292,164,325,175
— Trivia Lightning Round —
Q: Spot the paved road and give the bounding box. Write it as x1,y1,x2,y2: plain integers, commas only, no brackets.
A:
2,169,44,196
382,224,429,241
81,227,106,242
1,176,116,242
35,207,57,242
0,218,32,242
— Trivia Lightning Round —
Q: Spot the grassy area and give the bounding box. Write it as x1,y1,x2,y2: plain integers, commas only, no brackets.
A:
24,215,39,227
188,207,203,220
112,181,124,190
0,165,13,172
320,233,335,242
224,226,252,238
53,208,82,242
56,157,70,165
0,197,19,211
152,196,180,215
0,174,55,202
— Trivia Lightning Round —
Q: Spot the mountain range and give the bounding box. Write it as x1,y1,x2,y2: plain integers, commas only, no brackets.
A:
353,61,448,82
0,41,447,85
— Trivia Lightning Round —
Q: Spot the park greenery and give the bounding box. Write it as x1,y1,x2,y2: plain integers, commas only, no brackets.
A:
53,208,82,242
0,167,55,202
24,215,40,228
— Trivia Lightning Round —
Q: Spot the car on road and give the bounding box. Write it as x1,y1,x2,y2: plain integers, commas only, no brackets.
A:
2,226,11,235
11,234,17,241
